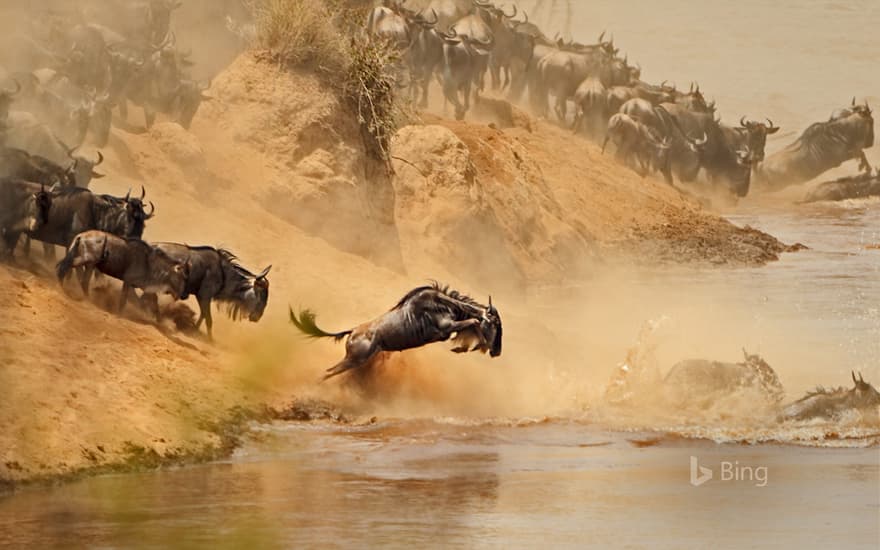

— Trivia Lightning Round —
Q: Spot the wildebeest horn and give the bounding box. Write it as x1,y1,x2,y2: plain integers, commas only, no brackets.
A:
140,186,146,200
256,265,272,279
859,372,865,383
598,30,605,43
422,8,438,26
852,370,858,384
852,96,856,107
124,188,131,201
689,82,694,93
94,151,104,166
145,201,155,219
740,116,748,127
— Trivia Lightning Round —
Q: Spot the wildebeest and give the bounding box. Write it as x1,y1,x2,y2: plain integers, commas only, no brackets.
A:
3,111,106,187
143,244,271,340
781,371,880,422
602,113,671,179
756,100,874,191
658,104,763,196
366,4,414,50
571,76,607,137
290,283,503,380
0,179,52,257
407,9,445,107
535,39,636,122
802,168,880,202
439,29,493,119
56,230,189,317
27,186,154,257
0,146,104,188
663,350,785,406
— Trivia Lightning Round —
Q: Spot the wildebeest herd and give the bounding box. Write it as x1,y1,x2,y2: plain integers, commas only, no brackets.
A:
367,0,875,198
0,0,877,411
0,1,265,341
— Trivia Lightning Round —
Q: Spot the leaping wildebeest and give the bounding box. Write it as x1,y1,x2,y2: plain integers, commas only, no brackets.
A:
143,243,271,340
290,283,503,380
756,99,874,191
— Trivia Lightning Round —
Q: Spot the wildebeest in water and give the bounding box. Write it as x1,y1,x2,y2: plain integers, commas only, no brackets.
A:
780,371,880,422
290,283,503,380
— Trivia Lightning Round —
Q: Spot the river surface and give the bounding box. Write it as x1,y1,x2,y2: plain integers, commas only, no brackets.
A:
2,1,880,548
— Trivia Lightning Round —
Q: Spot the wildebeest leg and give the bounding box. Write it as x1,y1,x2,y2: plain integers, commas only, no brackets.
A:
77,265,95,296
857,150,872,173
141,292,160,322
118,283,135,313
195,296,214,341
322,334,378,381
43,243,56,261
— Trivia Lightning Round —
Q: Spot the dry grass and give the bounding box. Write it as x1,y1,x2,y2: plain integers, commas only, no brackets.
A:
250,0,404,163
250,0,349,73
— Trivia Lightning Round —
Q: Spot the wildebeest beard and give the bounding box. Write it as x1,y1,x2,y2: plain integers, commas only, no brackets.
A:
216,249,269,322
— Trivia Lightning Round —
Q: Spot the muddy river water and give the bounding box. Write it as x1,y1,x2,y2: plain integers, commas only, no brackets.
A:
1,1,879,548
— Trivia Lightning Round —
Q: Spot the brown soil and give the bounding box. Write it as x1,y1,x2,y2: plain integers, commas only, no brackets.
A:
0,52,795,488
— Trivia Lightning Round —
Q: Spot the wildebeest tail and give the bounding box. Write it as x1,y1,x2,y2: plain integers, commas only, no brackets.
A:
56,235,80,282
289,307,352,342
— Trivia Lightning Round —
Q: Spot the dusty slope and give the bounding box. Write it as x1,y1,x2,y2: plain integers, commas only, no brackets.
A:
1,53,793,486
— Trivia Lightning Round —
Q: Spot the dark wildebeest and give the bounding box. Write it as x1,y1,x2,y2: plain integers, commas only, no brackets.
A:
407,9,445,107
439,30,493,119
471,0,522,90
602,113,671,179
0,179,53,257
756,100,874,191
143,244,271,340
290,283,503,381
449,12,495,99
781,372,880,422
27,186,154,260
663,349,785,406
0,146,104,188
802,168,880,202
659,104,766,196
622,102,708,185
56,230,189,318
3,111,106,188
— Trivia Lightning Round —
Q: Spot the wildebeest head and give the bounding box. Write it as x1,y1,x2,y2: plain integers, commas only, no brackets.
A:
849,371,880,409
742,349,785,403
157,252,190,299
738,117,780,162
244,265,271,322
25,184,54,232
122,186,155,237
67,148,105,188
481,296,503,357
